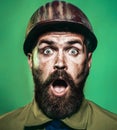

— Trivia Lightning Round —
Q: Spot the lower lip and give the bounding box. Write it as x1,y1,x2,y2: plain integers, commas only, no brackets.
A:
50,86,69,97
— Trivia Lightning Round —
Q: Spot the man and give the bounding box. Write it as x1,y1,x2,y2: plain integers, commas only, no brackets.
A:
0,1,117,130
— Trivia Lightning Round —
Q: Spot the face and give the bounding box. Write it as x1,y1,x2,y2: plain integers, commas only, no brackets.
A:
28,32,92,119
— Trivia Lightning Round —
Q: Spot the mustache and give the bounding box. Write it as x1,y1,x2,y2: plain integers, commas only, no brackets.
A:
40,70,75,89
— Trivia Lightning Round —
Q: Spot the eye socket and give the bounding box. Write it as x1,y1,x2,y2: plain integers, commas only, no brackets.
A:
43,48,54,55
68,48,79,56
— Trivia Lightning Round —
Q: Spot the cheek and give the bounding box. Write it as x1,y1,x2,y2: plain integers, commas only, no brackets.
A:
37,56,55,80
32,47,55,81
67,63,80,79
66,57,88,80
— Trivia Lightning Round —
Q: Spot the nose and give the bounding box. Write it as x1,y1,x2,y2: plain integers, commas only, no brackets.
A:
54,51,67,70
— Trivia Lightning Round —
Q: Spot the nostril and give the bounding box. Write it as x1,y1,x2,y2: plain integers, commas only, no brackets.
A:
54,64,66,70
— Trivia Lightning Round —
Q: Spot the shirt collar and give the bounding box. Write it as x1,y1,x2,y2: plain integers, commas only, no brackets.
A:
25,99,89,129
62,99,89,129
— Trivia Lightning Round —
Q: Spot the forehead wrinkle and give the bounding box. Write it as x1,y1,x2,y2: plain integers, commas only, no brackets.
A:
38,39,83,48
37,32,84,47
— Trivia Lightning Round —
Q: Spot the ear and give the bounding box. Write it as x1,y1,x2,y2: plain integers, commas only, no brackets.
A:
27,53,32,68
87,52,92,69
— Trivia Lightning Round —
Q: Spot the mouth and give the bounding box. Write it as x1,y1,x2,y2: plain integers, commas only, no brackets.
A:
50,79,69,97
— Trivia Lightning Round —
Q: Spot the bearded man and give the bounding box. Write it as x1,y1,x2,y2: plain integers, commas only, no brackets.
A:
0,1,117,130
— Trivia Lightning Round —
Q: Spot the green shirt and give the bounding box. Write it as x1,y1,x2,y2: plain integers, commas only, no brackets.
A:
0,99,117,130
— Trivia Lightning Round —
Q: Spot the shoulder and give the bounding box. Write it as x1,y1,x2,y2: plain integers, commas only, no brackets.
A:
0,103,32,120
0,103,32,130
87,99,117,118
86,99,117,129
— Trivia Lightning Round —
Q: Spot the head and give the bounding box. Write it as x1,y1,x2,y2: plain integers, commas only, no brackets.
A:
24,1,97,119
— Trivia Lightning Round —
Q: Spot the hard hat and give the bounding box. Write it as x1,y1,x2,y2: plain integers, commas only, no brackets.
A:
23,1,97,55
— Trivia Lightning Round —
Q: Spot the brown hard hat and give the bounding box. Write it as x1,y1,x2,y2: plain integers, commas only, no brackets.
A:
23,1,97,55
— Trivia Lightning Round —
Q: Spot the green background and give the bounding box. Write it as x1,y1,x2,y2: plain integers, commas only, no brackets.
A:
0,0,117,115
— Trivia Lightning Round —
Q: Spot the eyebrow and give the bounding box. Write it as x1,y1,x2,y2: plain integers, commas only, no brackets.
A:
38,39,83,46
68,40,83,45
38,40,54,45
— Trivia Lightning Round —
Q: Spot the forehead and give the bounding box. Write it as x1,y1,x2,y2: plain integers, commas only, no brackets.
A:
37,32,84,44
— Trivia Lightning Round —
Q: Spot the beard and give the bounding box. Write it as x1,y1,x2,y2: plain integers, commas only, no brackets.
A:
32,63,89,119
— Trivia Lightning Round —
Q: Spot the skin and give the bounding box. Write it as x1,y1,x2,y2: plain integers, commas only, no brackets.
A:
28,32,92,96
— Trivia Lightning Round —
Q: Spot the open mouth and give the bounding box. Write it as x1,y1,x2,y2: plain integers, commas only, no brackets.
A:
50,79,69,97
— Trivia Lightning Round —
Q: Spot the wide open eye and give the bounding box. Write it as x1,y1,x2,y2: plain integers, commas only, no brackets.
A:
68,48,79,56
44,48,54,55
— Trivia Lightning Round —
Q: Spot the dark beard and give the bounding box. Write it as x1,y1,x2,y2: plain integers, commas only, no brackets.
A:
32,65,89,119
